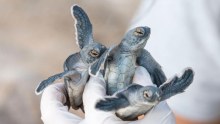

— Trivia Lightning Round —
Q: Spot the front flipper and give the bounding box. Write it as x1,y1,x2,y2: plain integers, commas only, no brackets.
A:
159,68,194,101
89,47,113,77
136,49,167,87
95,94,129,111
35,70,78,95
71,5,93,49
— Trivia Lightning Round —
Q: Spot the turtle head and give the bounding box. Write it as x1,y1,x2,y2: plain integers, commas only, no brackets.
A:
139,86,161,105
80,42,107,64
119,26,150,52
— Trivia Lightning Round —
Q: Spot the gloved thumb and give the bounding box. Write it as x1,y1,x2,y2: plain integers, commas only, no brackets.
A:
133,66,154,86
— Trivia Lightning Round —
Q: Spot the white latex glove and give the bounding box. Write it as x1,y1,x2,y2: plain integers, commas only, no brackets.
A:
40,66,176,124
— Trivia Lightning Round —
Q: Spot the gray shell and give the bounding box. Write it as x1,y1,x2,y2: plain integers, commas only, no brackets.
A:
104,26,167,95
96,68,194,120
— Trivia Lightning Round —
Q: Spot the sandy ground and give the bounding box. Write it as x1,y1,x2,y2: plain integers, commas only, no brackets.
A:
0,0,139,124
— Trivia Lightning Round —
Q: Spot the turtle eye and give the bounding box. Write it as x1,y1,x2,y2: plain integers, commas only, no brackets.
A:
89,49,99,57
143,90,152,98
134,27,145,37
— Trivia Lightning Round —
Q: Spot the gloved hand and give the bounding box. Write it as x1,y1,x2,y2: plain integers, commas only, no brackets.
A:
40,66,176,124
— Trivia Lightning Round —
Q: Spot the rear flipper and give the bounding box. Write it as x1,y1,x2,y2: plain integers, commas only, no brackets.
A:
35,70,78,95
159,68,194,101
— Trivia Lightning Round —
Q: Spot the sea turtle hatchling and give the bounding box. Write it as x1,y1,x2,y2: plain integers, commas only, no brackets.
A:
96,68,194,121
91,26,167,95
35,5,109,110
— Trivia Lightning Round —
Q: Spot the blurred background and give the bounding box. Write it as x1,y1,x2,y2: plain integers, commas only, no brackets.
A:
1,0,220,124
0,0,140,124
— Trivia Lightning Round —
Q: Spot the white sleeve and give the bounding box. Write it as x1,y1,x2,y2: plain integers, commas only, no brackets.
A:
130,0,220,121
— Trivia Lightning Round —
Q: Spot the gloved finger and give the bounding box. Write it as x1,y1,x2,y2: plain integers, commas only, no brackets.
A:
41,83,82,124
83,72,106,112
130,101,175,124
133,66,154,86
83,73,132,124
83,73,117,123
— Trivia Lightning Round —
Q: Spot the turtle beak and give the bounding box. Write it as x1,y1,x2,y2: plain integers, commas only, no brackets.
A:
143,26,151,38
99,45,107,55
144,26,151,33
